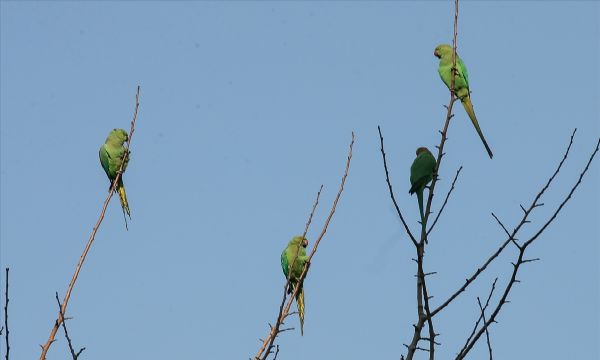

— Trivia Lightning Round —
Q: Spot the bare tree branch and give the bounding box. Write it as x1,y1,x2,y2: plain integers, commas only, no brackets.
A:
456,133,599,359
55,293,85,359
477,297,493,360
427,166,462,236
255,185,323,360
3,268,9,360
254,132,355,360
39,86,141,359
430,129,579,319
404,1,460,359
377,126,418,247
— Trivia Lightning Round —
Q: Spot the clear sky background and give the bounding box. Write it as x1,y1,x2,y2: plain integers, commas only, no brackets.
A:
1,1,598,359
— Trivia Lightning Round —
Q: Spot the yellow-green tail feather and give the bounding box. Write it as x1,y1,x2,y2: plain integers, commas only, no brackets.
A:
296,288,305,336
461,96,494,159
117,183,131,219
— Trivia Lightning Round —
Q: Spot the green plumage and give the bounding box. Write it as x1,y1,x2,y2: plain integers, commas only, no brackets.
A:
409,147,437,234
434,44,494,159
281,236,308,335
99,128,131,224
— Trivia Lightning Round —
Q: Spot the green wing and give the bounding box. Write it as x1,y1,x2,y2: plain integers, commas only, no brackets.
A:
99,144,112,179
456,56,469,86
409,153,436,194
281,249,289,279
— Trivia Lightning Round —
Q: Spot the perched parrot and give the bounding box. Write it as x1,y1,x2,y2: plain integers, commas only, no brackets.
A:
434,44,494,159
409,147,437,235
99,128,131,226
281,236,309,336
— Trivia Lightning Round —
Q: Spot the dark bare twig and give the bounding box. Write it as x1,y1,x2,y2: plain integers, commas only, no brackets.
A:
427,166,462,235
3,268,9,360
462,278,497,352
477,297,493,359
456,134,599,359
39,86,140,359
254,132,354,360
55,293,85,359
377,126,418,247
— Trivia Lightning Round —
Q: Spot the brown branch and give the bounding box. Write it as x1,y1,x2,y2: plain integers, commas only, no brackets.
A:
303,185,323,240
39,86,140,359
254,132,354,360
3,268,9,360
456,133,599,359
255,185,323,360
55,293,85,359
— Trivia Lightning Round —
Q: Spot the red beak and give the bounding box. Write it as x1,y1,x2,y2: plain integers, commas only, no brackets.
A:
434,50,440,58
302,239,308,248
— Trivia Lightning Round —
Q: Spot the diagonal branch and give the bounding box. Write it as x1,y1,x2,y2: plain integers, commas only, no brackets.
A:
255,185,323,360
461,278,497,357
39,86,141,359
427,166,462,236
377,126,418,247
55,293,85,359
254,132,354,360
456,134,599,359
478,297,493,360
429,129,579,319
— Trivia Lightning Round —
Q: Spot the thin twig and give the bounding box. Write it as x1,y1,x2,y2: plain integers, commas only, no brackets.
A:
461,278,498,351
254,132,354,360
303,185,323,240
39,86,140,359
55,293,85,359
256,185,323,360
377,126,418,247
477,297,493,359
3,268,9,360
427,166,462,235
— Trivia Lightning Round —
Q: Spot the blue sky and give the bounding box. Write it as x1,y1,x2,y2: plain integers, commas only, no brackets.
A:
1,1,598,359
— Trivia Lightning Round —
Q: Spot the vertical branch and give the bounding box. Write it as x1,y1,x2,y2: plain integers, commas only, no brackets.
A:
3,268,9,360
39,86,140,359
405,1,460,359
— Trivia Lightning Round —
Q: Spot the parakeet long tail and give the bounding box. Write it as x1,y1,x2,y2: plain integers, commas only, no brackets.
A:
417,190,425,225
461,96,494,159
296,287,305,336
117,182,131,220
417,190,427,241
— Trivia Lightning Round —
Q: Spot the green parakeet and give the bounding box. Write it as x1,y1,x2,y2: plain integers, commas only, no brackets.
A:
281,236,309,336
99,128,131,224
409,147,437,233
434,44,494,159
